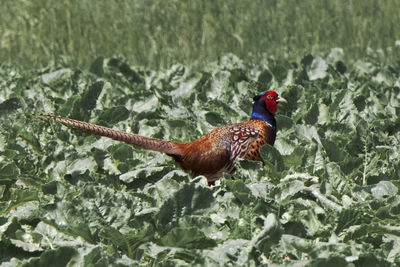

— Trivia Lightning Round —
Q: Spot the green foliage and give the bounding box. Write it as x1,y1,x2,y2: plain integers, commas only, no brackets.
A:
1,1,400,69
0,53,399,266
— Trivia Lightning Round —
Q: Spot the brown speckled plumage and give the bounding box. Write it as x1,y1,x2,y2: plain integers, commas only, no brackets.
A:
244,119,276,164
171,121,262,181
25,91,285,183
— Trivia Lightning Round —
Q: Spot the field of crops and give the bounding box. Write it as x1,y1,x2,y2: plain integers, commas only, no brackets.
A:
0,51,399,265
2,0,400,69
1,0,400,265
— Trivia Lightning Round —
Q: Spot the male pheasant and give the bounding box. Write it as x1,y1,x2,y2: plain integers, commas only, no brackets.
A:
26,91,286,183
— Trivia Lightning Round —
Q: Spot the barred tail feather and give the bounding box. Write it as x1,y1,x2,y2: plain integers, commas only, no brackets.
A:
25,113,182,156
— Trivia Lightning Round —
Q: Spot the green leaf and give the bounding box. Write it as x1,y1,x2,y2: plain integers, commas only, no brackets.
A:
0,97,24,115
24,246,78,267
307,57,328,80
307,256,349,266
295,125,321,143
100,227,133,257
257,69,272,89
322,139,348,163
41,181,58,195
108,144,133,161
225,179,253,205
205,111,226,126
80,80,105,111
335,208,364,234
7,189,39,212
283,146,305,169
67,158,97,175
304,103,319,125
0,161,20,180
19,131,42,153
344,223,400,241
371,181,398,200
67,223,96,244
277,180,305,203
160,227,216,249
275,114,293,130
98,105,130,124
41,69,73,87
325,162,349,194
90,57,105,76
259,144,284,171
249,213,281,257
119,166,170,186
157,183,214,228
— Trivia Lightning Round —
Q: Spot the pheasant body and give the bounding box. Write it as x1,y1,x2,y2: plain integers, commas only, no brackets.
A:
244,119,276,164
26,91,285,182
172,120,267,182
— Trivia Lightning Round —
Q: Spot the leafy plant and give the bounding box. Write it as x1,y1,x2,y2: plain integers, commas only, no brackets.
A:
0,53,399,265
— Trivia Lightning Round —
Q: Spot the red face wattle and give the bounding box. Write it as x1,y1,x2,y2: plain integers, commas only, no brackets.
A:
261,91,280,114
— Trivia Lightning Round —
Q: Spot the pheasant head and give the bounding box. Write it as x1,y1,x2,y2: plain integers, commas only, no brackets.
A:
250,91,286,129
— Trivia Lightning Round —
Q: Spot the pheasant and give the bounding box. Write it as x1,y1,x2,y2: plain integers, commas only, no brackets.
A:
25,91,286,183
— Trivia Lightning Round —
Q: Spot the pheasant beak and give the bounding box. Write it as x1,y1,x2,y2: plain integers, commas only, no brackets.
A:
276,97,287,104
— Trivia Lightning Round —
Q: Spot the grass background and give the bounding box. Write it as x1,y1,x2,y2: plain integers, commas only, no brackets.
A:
1,0,400,69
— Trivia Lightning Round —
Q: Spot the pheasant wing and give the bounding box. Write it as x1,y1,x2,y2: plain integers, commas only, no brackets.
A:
229,126,259,161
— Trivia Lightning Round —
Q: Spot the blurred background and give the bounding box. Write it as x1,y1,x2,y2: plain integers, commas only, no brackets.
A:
1,0,400,70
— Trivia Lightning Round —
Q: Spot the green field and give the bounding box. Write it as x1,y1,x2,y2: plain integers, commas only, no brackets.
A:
1,0,400,69
1,1,400,266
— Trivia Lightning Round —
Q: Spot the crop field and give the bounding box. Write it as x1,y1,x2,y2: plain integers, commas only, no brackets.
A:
1,0,400,69
1,53,399,266
1,0,400,266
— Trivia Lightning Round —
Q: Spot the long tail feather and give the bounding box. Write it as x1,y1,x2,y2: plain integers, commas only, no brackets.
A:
25,113,182,156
